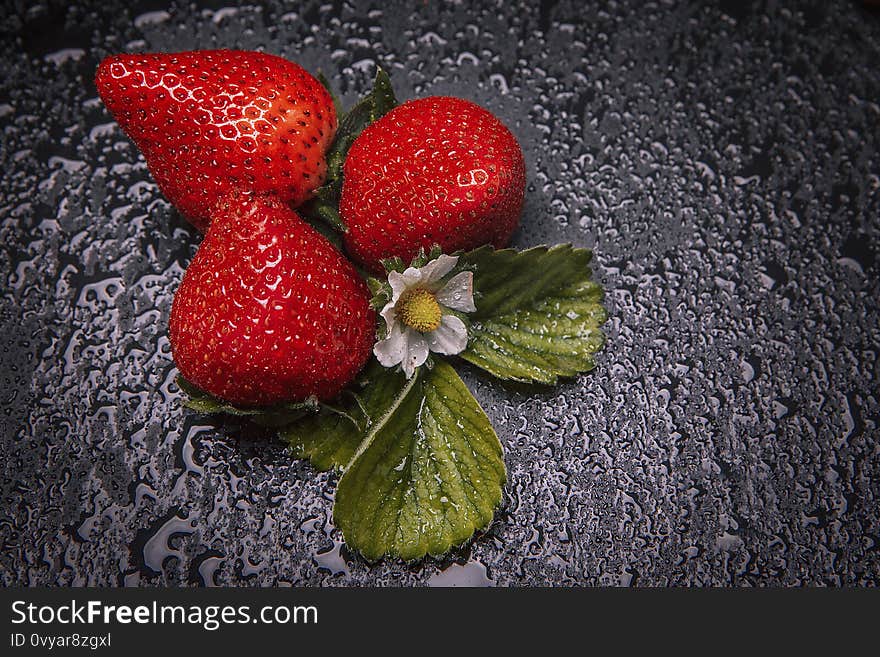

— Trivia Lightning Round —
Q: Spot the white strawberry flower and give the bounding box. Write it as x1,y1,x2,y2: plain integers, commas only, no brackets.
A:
373,254,475,378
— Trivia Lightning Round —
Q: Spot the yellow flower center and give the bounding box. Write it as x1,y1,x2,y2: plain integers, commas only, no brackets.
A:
397,288,442,333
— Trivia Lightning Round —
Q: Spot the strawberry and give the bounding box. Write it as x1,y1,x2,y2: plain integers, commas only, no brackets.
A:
169,194,375,406
339,96,525,273
95,50,336,231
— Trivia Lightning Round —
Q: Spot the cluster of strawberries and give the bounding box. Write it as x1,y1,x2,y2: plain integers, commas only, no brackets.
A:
96,50,525,407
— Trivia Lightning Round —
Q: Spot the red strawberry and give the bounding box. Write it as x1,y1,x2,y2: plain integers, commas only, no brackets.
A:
95,50,336,231
339,96,525,273
169,194,375,406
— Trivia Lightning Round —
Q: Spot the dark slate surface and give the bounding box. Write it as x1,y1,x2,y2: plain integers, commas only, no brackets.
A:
1,0,878,586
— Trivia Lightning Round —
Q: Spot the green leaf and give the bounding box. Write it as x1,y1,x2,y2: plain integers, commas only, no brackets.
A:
333,360,506,561
457,244,607,385
335,68,397,148
175,375,319,424
366,276,392,310
279,360,407,472
312,203,346,233
368,67,397,121
299,209,345,250
379,255,405,273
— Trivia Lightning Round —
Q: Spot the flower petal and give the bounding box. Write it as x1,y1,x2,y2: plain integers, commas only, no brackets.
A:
401,330,429,379
427,314,468,355
374,321,407,367
420,254,459,286
380,302,397,328
387,271,409,302
401,266,424,287
437,271,476,312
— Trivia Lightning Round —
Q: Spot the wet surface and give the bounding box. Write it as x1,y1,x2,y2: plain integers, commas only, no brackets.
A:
1,0,879,586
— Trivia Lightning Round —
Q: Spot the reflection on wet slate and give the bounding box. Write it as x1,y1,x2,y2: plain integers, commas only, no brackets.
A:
0,1,878,585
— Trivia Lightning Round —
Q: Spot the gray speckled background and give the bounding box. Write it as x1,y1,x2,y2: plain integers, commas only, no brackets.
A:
1,0,878,586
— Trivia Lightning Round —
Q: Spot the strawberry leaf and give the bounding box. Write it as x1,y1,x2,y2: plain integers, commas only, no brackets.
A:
333,360,506,561
456,245,607,385
312,204,346,234
278,359,406,472
366,276,392,310
368,67,397,121
378,255,405,273
333,68,397,162
175,376,319,424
